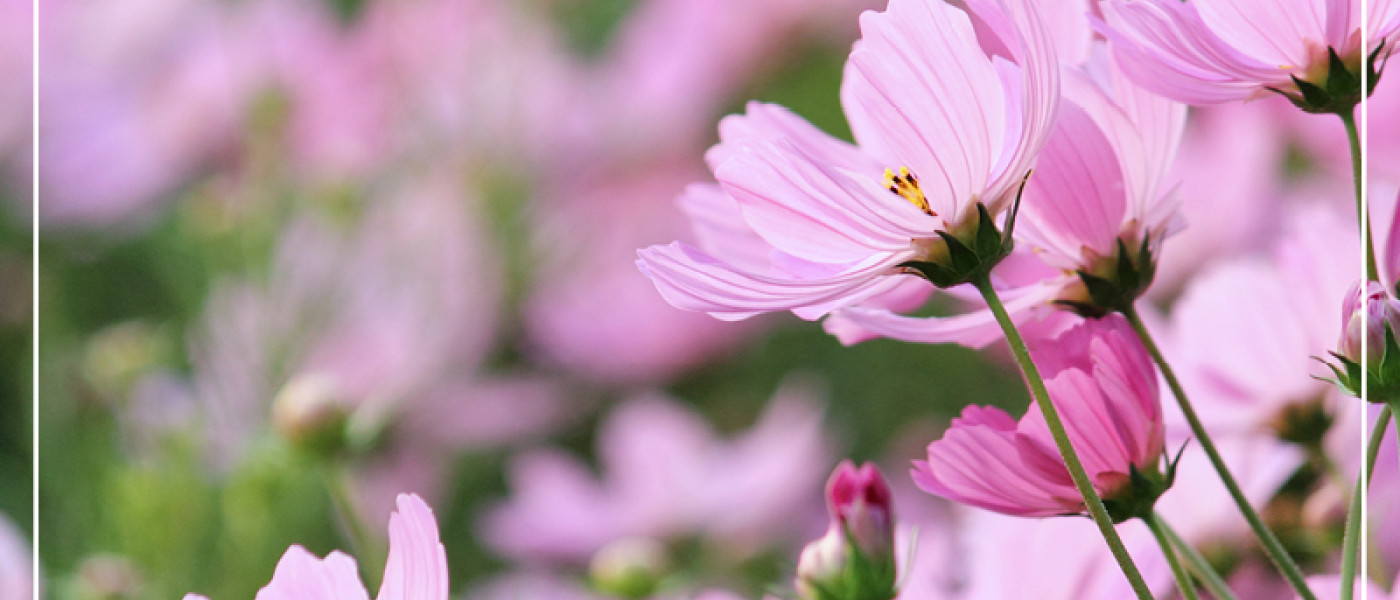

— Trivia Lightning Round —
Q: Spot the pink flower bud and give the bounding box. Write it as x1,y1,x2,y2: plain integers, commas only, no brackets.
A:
793,461,898,600
1339,280,1400,366
826,461,894,561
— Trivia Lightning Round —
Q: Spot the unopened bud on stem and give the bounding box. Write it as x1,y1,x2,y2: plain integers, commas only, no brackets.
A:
795,461,897,600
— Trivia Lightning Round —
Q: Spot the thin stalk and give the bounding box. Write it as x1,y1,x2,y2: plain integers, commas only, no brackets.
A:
1122,305,1318,600
1160,519,1239,600
322,464,385,591
1340,109,1377,282
972,274,1154,600
1146,512,1202,600
1390,401,1400,459
1340,407,1392,600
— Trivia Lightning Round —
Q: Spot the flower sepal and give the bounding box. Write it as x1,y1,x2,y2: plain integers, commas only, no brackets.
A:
1270,45,1387,115
1101,445,1183,524
899,192,1022,288
1320,322,1400,401
1058,236,1157,318
795,525,898,600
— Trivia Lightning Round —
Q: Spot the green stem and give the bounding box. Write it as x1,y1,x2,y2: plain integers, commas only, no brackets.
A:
1340,109,1377,282
1339,407,1392,600
322,464,385,591
1160,519,1239,600
1122,305,1318,600
1146,512,1202,600
1389,401,1400,462
972,275,1154,600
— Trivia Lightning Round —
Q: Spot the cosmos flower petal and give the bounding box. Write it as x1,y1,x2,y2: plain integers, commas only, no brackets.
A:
637,242,911,321
716,137,934,263
969,0,1063,208
709,102,882,175
914,316,1164,518
1096,0,1284,104
376,494,450,600
1064,46,1187,223
840,0,1007,222
253,548,371,600
676,182,782,275
1191,0,1328,67
1019,101,1127,265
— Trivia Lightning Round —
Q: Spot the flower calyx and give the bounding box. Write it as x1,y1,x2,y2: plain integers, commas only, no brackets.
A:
1057,236,1157,318
1271,44,1388,115
1101,443,1184,524
1321,322,1400,402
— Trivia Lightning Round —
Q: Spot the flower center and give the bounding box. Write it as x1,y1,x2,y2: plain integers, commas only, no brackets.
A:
883,167,933,216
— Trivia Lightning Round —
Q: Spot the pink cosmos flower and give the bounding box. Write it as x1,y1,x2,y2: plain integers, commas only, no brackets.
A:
572,0,881,159
912,314,1164,517
525,162,761,385
242,0,395,184
184,494,447,600
825,45,1185,345
1162,203,1356,436
39,0,255,230
1097,0,1400,105
482,387,832,562
1147,98,1291,298
356,0,578,169
637,0,1059,321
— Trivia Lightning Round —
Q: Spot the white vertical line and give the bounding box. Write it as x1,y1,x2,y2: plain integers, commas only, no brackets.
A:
30,0,38,594
1359,0,1371,597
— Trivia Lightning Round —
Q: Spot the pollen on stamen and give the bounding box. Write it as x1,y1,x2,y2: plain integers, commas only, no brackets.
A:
883,166,933,216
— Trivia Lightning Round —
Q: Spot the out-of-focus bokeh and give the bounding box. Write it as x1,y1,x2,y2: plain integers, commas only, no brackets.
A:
0,0,33,595
27,0,1398,598
32,0,1030,598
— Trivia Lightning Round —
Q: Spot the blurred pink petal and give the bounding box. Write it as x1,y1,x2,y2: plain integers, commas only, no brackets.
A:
39,0,254,229
1154,435,1303,545
0,514,30,600
527,165,760,384
958,509,1173,599
1149,100,1289,296
1297,575,1388,600
484,387,832,562
1164,203,1356,436
576,0,881,157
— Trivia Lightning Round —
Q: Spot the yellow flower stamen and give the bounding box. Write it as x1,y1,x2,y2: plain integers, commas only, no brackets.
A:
883,166,933,216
